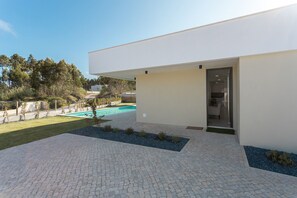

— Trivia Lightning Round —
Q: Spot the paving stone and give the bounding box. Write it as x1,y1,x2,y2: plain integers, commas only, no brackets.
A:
0,112,296,197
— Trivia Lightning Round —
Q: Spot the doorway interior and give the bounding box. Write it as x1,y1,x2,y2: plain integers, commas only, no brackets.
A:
207,67,233,128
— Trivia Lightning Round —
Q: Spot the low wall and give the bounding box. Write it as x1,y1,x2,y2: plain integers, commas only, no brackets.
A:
121,96,136,103
0,101,45,116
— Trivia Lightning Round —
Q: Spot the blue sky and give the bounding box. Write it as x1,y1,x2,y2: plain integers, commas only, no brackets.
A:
0,0,296,78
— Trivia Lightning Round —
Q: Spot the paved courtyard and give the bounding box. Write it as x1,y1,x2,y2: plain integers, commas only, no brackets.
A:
0,112,296,197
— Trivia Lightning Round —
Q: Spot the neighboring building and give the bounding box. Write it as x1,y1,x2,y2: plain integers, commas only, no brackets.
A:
89,5,297,153
90,85,103,92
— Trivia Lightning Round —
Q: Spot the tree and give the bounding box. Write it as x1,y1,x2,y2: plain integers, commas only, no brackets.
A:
9,66,30,87
0,55,10,84
0,53,87,102
109,79,129,97
30,61,41,90
98,76,111,85
1,69,9,84
82,77,100,90
9,54,29,87
86,99,101,125
26,54,37,70
26,54,41,90
97,77,135,97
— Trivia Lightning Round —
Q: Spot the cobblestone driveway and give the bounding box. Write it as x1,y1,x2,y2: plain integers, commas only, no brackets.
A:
0,112,296,197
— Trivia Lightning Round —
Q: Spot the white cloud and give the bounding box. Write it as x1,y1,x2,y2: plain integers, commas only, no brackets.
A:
0,19,16,36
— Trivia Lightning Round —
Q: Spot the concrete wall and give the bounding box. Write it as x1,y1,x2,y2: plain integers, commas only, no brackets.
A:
239,50,297,153
136,68,206,127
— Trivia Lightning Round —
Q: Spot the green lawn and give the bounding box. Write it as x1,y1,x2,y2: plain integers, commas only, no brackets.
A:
0,116,106,151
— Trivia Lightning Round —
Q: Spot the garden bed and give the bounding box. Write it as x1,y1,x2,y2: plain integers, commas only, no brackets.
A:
69,126,189,152
244,146,297,177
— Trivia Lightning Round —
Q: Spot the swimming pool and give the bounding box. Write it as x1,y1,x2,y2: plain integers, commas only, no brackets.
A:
66,105,136,118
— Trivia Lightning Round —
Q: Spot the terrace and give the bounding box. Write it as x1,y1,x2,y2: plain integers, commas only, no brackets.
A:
0,111,296,197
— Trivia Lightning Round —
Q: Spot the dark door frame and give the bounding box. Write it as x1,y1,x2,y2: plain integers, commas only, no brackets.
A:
206,67,233,128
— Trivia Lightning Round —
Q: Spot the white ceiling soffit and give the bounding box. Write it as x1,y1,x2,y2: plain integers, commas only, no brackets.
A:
95,58,239,80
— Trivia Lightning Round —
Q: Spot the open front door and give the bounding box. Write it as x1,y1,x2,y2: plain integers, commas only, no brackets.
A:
207,68,233,128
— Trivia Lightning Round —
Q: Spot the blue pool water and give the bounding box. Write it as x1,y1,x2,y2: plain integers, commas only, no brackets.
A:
66,105,136,118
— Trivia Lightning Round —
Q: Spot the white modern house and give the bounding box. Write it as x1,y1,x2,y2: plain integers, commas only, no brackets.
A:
89,4,297,153
90,84,103,92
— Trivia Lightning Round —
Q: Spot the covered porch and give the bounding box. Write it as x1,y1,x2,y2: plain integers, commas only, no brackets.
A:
99,58,239,132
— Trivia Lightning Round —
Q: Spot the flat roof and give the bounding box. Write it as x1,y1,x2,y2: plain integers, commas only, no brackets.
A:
89,3,297,54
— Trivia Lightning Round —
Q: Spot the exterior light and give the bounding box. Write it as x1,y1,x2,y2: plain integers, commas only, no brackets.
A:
199,65,202,69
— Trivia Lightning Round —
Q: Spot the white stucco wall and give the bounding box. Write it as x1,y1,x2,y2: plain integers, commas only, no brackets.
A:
239,50,297,153
233,63,240,138
136,66,239,129
90,4,297,76
136,68,207,127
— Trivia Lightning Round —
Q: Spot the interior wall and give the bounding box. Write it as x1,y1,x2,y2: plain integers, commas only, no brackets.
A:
136,68,206,127
239,50,297,153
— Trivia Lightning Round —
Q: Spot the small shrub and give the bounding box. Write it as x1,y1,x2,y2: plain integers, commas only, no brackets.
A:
171,136,181,143
266,150,294,166
157,132,166,141
1,86,34,101
72,87,87,100
266,150,278,162
113,128,120,133
125,127,134,135
23,97,36,102
47,97,67,109
138,130,147,138
86,98,102,126
0,101,21,110
66,95,78,104
103,125,113,132
278,152,294,166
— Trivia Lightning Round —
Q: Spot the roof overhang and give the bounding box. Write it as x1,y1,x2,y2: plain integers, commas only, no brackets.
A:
94,57,239,80
89,4,297,80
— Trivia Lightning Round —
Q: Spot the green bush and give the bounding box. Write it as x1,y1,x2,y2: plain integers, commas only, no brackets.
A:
0,86,34,101
157,132,167,141
0,101,16,110
47,97,67,109
95,97,122,105
138,130,147,138
113,128,120,133
110,97,121,102
266,150,294,166
23,97,36,102
171,136,181,144
66,95,78,104
0,102,9,110
125,127,134,135
103,125,113,132
72,87,86,100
